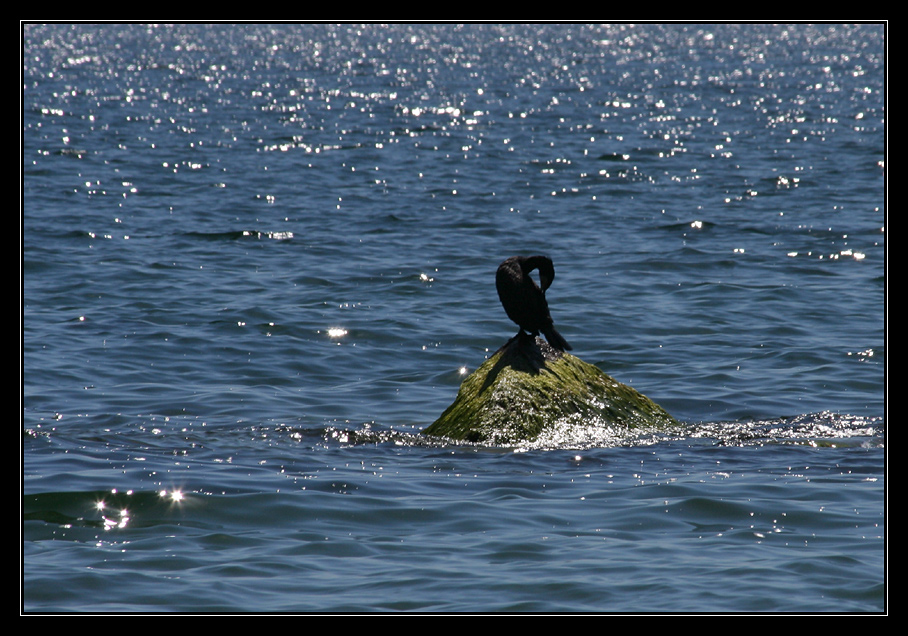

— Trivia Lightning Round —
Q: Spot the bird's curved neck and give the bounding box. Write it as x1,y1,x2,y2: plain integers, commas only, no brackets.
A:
521,255,554,290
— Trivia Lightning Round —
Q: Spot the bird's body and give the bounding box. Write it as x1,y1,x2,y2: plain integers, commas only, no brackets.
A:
495,255,571,351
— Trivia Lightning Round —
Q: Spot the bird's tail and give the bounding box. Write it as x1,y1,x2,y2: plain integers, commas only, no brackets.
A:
542,326,572,351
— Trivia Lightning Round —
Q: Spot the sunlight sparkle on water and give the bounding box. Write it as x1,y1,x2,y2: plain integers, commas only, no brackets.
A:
160,488,185,502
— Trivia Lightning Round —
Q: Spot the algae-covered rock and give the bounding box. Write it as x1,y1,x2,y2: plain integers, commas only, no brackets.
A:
423,334,677,445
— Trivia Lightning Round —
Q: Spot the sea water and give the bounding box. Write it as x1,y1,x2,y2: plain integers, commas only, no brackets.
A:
23,23,885,613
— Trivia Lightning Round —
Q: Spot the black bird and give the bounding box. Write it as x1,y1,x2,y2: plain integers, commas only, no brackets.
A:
495,255,572,351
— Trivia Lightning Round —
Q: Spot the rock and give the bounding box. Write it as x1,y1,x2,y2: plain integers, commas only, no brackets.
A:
423,333,677,445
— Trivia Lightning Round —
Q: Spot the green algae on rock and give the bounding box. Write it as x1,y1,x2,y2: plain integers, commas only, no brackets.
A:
423,333,677,445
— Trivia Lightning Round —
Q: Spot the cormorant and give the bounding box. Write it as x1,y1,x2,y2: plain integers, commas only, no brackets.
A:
495,255,572,351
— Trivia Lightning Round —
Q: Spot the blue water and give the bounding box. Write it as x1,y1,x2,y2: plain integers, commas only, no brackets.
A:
22,23,885,613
